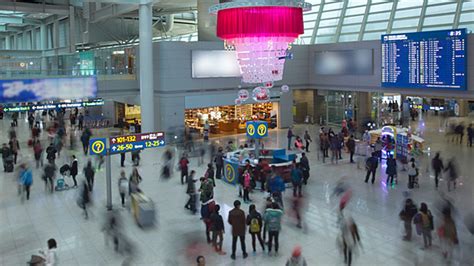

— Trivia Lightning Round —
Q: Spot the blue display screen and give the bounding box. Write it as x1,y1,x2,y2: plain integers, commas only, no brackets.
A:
381,29,467,90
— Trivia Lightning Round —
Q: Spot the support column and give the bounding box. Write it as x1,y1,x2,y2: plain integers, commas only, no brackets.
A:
53,20,59,50
69,6,76,53
139,2,155,132
12,34,17,50
5,35,10,50
40,24,48,74
31,29,36,50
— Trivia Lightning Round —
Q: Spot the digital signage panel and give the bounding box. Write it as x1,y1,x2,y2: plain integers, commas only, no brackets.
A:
381,29,467,90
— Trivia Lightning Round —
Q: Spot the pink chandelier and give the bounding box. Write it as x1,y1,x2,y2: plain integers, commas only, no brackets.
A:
211,0,311,85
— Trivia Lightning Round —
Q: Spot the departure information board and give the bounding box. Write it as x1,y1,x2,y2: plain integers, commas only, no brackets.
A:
381,29,467,90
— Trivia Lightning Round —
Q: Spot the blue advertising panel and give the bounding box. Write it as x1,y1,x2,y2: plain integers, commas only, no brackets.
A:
0,77,97,103
246,121,268,139
223,160,239,185
89,138,107,156
109,132,165,154
381,29,467,90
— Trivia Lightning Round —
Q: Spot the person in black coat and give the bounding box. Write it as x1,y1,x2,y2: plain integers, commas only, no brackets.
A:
210,204,226,255
46,143,57,165
399,198,418,241
364,152,379,184
83,160,95,192
70,155,78,188
346,135,356,163
300,153,310,185
246,204,265,253
215,147,224,180
431,153,444,188
385,155,397,185
206,163,215,187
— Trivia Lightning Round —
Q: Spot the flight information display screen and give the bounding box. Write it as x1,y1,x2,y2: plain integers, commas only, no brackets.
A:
381,29,467,90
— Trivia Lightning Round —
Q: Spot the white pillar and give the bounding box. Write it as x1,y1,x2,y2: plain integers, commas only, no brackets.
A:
5,35,10,50
30,29,36,50
139,2,155,132
40,24,48,74
69,6,76,53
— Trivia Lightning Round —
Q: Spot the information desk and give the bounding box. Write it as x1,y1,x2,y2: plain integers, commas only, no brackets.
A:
223,148,299,186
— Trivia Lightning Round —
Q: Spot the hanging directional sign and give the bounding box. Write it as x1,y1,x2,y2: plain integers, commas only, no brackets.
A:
109,132,165,154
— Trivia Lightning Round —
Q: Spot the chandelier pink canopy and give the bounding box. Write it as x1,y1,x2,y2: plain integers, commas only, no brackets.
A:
211,1,311,84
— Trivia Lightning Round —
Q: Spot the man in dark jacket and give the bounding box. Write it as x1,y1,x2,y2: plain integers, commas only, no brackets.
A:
431,152,444,188
70,155,78,188
0,143,12,172
467,124,473,147
46,143,57,165
215,147,224,179
84,160,95,192
364,152,379,184
210,205,226,255
43,162,56,193
228,200,248,260
399,198,417,241
300,153,310,185
346,135,356,163
385,155,397,185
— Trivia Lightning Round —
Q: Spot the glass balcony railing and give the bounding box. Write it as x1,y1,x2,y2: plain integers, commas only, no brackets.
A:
0,68,137,80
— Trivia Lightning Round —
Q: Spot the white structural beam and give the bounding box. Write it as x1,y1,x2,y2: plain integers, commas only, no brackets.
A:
90,4,138,23
0,1,69,16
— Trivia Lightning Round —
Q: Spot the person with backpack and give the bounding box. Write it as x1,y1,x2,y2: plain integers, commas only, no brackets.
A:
364,152,379,184
228,200,248,260
246,204,265,254
210,204,226,255
84,160,95,192
291,163,303,197
407,158,418,189
199,176,214,204
399,198,417,241
179,154,189,185
118,170,129,207
264,202,284,256
385,154,397,186
414,202,434,249
70,155,78,188
431,153,444,189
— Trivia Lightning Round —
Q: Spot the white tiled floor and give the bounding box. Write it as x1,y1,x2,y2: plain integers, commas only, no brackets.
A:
0,113,473,266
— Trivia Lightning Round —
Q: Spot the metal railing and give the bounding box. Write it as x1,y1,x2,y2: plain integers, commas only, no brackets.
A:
0,68,137,80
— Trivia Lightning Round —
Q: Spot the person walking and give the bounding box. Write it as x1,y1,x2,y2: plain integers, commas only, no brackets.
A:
185,170,197,214
70,155,78,188
205,163,215,187
46,143,57,165
431,153,444,189
20,164,33,201
438,209,458,259
414,202,434,249
33,140,43,169
399,198,417,241
179,154,189,185
286,246,308,266
80,128,91,155
215,147,224,180
118,170,128,207
300,153,310,185
374,137,383,162
242,170,252,203
330,134,339,164
246,204,265,254
228,200,248,260
84,160,95,192
78,113,84,130
385,155,397,186
120,152,126,167
264,202,284,256
287,127,294,150
444,158,458,191
210,204,226,255
407,158,418,189
78,181,91,219
291,163,303,197
339,216,361,266
303,130,312,152
8,137,20,164
364,152,379,184
467,124,473,147
346,135,356,163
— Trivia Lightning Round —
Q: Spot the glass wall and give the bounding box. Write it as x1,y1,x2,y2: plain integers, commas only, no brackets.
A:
325,90,358,126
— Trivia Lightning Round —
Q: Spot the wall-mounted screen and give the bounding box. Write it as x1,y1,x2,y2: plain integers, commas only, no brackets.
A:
0,77,97,103
314,49,373,75
381,29,467,90
192,50,241,78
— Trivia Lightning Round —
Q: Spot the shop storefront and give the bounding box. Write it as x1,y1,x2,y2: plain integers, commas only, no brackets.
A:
184,102,278,135
115,102,141,125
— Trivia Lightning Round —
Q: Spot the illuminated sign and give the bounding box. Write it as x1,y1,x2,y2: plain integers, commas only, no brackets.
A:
109,132,165,154
2,99,104,112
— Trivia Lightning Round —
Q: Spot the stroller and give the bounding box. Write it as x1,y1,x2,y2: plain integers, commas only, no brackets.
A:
56,164,71,191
